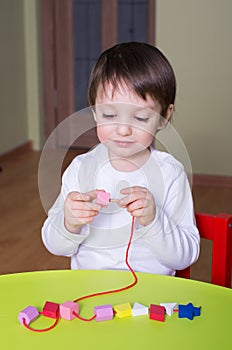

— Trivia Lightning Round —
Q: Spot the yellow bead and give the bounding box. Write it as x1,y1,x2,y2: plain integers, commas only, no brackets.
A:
114,303,132,318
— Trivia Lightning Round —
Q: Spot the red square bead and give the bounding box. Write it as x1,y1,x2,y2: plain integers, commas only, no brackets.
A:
149,304,165,322
43,301,59,319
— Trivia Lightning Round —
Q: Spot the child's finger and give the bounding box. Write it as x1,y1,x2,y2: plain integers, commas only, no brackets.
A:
118,190,148,207
126,198,146,212
67,192,102,211
72,200,102,212
86,189,99,201
72,209,99,218
68,191,91,202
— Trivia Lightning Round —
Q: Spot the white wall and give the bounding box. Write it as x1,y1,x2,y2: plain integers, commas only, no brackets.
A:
156,0,232,176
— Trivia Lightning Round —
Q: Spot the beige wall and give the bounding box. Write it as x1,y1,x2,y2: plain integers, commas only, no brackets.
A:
24,0,43,150
0,0,28,153
0,1,231,176
156,0,232,176
0,0,42,154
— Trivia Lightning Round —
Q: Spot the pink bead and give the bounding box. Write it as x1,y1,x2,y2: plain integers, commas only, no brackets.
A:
96,191,110,207
94,304,113,322
18,305,39,325
60,301,79,320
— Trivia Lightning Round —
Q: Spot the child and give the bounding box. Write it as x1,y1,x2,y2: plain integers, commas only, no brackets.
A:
42,42,200,275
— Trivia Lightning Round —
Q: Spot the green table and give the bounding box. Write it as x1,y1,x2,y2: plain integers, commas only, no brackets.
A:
1,270,231,349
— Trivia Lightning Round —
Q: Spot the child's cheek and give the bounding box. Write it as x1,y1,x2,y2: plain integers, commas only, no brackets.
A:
96,125,110,143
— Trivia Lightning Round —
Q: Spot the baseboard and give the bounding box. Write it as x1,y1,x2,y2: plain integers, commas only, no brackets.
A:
0,141,33,162
193,174,232,188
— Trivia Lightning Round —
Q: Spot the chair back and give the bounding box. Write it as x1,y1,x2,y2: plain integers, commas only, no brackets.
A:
176,213,232,288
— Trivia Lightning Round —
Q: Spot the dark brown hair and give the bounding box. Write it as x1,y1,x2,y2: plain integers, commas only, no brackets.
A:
88,42,176,117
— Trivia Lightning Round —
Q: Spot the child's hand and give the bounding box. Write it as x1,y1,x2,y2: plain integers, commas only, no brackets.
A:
118,186,156,227
64,190,102,233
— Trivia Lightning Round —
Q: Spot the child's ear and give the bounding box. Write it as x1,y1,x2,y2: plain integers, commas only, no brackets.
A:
157,104,174,130
165,104,174,122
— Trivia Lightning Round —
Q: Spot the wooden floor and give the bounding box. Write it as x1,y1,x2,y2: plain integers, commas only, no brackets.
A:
0,149,232,284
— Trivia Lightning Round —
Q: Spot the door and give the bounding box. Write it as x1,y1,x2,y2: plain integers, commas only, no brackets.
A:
41,0,156,149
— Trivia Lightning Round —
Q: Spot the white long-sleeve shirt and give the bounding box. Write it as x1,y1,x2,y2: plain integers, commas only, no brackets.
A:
42,144,200,275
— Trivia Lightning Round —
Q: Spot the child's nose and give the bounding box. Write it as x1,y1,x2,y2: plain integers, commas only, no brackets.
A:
116,123,132,136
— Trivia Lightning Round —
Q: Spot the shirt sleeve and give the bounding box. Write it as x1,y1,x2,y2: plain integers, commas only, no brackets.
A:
132,163,200,271
41,158,90,257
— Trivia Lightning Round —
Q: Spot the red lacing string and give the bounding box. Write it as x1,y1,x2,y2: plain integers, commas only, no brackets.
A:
72,216,137,321
72,311,96,322
22,312,60,333
23,216,137,330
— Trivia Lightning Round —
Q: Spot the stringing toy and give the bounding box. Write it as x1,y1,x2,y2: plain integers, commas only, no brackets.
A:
18,214,137,332
18,190,202,333
149,304,165,322
96,190,110,207
43,301,59,319
178,303,201,320
96,190,118,207
160,302,178,317
114,303,132,318
18,306,39,325
94,304,114,322
132,302,149,317
60,301,79,321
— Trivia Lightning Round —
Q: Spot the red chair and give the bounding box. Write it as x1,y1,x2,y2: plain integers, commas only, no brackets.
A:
176,213,232,288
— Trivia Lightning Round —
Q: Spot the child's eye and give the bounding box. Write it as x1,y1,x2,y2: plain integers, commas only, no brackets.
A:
134,116,149,122
102,113,117,118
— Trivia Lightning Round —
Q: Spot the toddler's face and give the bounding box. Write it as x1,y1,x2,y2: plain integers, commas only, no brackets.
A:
93,83,164,168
